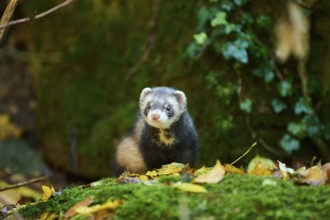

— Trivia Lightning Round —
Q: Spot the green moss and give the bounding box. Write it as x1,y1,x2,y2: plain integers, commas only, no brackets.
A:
19,175,330,219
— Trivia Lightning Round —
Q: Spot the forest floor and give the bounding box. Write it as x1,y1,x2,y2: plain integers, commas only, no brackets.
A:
2,159,330,220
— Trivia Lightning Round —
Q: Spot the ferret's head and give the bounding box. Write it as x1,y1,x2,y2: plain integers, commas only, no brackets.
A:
139,87,187,129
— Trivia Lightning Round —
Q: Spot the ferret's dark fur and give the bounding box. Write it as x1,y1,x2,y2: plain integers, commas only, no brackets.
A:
113,87,198,176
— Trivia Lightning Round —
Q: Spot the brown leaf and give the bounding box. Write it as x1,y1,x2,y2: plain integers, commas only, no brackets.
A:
275,1,309,62
300,165,327,186
193,160,225,184
322,163,330,185
64,196,94,218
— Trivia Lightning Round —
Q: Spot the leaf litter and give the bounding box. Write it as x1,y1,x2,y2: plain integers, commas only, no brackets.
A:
10,142,330,219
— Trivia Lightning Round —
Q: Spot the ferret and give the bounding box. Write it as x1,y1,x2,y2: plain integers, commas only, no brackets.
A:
113,87,199,176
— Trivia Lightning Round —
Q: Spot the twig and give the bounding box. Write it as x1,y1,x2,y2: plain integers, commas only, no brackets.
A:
0,0,19,41
126,0,161,79
0,0,77,30
0,176,47,192
230,142,257,166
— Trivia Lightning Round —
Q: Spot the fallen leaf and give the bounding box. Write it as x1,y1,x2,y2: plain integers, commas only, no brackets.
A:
300,165,327,186
146,170,158,178
323,163,330,185
173,182,208,193
38,212,58,220
157,163,184,176
137,175,149,181
224,164,244,175
41,185,55,202
277,161,294,174
64,196,94,218
277,160,294,180
75,200,122,215
193,160,225,184
194,166,212,176
247,156,276,176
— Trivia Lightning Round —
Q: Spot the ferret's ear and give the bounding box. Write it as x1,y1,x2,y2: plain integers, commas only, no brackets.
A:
174,90,187,109
140,87,152,101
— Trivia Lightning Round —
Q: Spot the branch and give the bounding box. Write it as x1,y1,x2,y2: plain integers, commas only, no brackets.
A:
0,0,77,30
0,176,47,192
0,0,19,41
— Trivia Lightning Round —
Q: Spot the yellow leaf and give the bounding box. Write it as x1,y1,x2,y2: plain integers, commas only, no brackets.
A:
41,185,55,202
64,196,94,218
38,212,58,220
75,200,122,215
157,163,184,176
146,170,158,178
193,160,225,184
138,175,149,181
194,166,212,176
224,164,244,175
173,182,208,193
247,156,276,176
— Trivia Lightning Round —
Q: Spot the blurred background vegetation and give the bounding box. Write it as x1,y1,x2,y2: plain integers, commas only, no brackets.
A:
1,0,330,179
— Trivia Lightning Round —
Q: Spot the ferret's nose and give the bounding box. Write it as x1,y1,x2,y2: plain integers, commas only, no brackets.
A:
151,114,160,121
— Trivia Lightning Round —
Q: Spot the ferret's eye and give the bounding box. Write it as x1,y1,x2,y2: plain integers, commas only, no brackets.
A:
165,106,171,111
147,104,152,109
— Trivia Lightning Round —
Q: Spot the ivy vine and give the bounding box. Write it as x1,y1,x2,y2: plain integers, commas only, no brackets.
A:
187,0,330,159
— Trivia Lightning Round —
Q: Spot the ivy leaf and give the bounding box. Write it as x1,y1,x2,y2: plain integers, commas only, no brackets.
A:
253,67,274,83
279,134,300,154
197,6,209,29
294,97,313,115
233,0,248,6
211,12,228,27
277,80,292,97
271,99,287,113
222,39,249,64
194,32,208,45
240,98,252,113
287,122,307,139
303,115,323,138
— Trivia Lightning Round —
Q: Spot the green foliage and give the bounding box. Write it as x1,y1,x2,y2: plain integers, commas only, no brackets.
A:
188,0,330,158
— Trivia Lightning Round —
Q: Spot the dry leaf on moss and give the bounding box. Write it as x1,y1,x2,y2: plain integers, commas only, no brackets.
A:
247,156,276,176
224,164,244,175
157,163,184,176
173,182,208,193
75,200,122,215
41,185,55,202
38,212,58,220
299,165,327,186
64,196,94,218
193,160,225,184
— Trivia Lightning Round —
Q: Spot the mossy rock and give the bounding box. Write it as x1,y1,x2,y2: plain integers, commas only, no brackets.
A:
18,174,330,219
